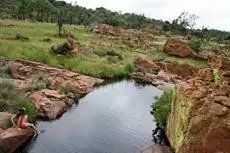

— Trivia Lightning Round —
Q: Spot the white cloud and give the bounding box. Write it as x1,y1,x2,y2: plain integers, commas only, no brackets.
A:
64,0,230,31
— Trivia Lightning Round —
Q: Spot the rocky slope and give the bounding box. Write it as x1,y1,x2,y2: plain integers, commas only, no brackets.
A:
166,56,230,153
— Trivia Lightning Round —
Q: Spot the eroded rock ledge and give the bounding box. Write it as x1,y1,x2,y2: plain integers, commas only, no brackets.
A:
3,59,104,119
166,56,230,153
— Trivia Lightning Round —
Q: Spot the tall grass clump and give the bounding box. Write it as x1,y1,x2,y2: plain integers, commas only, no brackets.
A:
151,88,173,129
0,79,36,122
25,72,51,92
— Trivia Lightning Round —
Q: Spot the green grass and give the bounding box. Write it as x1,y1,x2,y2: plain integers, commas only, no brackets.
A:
0,79,36,121
0,20,133,79
0,19,211,79
151,88,174,128
25,72,51,92
151,48,209,68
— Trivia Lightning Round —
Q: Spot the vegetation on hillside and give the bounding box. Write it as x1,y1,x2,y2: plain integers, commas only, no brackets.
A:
1,0,230,40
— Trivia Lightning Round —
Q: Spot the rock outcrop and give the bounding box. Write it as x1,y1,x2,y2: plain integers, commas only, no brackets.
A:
134,58,161,71
164,38,193,57
29,89,74,120
0,128,34,153
208,55,230,71
7,59,103,119
166,76,230,153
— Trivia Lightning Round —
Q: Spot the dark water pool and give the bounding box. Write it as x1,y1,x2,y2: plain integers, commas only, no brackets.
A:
20,80,162,153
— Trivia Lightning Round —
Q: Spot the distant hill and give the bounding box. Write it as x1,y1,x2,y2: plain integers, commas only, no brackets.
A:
1,0,230,40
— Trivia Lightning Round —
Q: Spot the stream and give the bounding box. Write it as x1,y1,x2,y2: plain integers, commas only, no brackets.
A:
19,80,162,153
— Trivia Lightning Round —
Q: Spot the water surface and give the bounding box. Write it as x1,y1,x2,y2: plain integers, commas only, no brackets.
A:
21,80,162,153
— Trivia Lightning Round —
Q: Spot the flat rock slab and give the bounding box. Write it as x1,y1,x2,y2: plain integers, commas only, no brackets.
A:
0,128,34,153
9,59,104,94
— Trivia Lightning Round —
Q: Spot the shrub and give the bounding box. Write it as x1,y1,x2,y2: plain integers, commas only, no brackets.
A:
60,83,77,94
60,83,80,99
151,88,173,129
25,72,51,92
188,39,202,53
9,96,36,122
15,33,29,41
0,79,14,99
51,42,71,55
94,46,123,60
0,66,13,78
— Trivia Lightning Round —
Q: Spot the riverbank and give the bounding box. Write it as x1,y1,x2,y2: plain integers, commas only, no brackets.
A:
17,80,160,153
132,53,230,153
0,58,103,153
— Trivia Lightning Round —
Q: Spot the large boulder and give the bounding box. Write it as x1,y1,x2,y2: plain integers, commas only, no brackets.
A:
29,89,73,120
156,61,201,79
134,58,161,71
0,128,34,153
164,38,193,57
166,78,230,153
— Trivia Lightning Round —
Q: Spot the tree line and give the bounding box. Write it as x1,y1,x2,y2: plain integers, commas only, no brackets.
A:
1,0,230,40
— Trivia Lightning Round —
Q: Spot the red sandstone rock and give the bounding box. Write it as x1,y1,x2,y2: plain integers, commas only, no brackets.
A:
0,128,34,153
6,59,103,120
208,55,230,71
164,38,193,57
167,77,230,153
134,58,161,71
93,24,121,36
29,89,73,120
156,61,200,79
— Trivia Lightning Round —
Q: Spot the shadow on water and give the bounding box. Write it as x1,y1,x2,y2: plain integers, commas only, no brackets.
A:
152,125,170,146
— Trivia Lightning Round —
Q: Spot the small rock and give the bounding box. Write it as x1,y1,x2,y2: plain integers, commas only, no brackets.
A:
43,36,51,42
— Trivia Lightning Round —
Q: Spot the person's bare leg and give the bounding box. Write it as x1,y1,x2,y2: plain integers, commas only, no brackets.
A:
24,123,38,135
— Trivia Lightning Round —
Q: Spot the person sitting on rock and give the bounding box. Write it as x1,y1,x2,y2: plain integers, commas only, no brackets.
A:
11,107,38,135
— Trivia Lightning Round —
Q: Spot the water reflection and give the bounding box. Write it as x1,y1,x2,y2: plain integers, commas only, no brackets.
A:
19,80,162,153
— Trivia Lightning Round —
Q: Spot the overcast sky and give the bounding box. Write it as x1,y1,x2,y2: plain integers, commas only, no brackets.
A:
64,0,230,31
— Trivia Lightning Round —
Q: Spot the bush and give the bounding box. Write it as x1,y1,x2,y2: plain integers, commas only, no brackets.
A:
151,88,173,128
9,96,36,122
188,39,202,53
0,66,13,78
94,46,123,60
51,42,71,55
25,72,51,92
